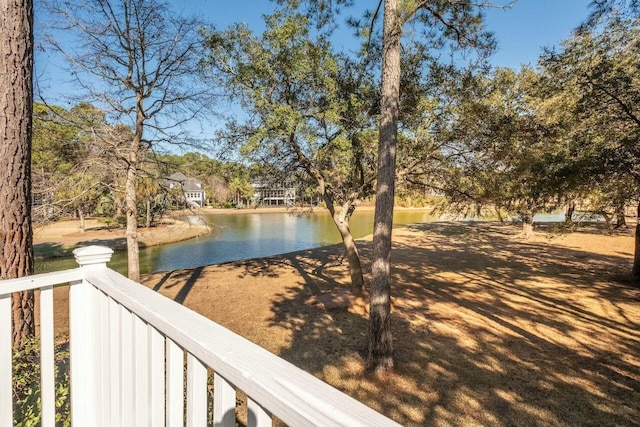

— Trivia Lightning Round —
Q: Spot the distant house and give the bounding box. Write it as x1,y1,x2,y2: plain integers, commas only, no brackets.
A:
167,172,205,208
251,180,296,206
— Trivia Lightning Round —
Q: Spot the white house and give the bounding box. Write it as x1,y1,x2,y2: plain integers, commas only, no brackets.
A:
167,172,206,208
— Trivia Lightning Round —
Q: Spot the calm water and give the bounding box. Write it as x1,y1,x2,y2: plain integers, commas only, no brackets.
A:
35,210,439,275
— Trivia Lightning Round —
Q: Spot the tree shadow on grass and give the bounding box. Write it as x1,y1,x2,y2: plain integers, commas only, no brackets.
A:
270,222,640,426
150,265,204,304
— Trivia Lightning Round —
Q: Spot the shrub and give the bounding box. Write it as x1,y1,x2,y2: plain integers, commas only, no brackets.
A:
13,336,70,427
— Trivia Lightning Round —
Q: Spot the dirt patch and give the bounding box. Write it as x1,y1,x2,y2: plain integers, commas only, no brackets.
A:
135,222,640,426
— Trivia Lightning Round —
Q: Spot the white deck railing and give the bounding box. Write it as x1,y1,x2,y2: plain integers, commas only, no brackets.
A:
1,246,400,427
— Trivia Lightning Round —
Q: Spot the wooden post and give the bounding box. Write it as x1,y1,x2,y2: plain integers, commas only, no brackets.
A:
71,246,113,427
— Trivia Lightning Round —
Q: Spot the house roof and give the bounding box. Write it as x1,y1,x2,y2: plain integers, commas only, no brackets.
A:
167,172,188,183
182,178,203,192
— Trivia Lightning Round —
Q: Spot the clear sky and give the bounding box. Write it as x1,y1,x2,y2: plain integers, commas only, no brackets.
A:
37,0,593,100
175,0,593,68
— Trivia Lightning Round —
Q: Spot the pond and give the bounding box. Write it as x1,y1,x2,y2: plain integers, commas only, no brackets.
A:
35,209,441,275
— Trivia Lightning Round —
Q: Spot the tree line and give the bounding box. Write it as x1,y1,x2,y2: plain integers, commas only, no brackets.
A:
32,100,257,227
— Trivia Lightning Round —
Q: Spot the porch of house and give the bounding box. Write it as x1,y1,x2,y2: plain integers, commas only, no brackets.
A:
1,246,400,426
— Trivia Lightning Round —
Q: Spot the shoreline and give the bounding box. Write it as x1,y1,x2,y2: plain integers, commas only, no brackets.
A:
33,217,211,260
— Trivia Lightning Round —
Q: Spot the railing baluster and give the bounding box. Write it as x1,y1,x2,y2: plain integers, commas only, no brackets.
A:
108,297,122,424
187,352,207,427
148,326,165,427
69,278,98,426
120,307,134,424
166,338,184,427
134,314,150,426
213,373,236,427
248,398,272,427
98,290,110,426
0,294,11,427
40,286,55,427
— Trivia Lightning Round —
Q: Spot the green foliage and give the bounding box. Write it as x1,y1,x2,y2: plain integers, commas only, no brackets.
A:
539,9,640,213
441,67,572,218
31,102,113,223
202,6,379,211
13,336,70,427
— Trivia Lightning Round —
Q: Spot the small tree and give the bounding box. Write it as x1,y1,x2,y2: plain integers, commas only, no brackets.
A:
46,0,211,281
203,8,378,291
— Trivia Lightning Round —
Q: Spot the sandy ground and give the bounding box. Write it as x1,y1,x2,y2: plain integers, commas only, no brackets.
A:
33,216,211,259
43,219,640,426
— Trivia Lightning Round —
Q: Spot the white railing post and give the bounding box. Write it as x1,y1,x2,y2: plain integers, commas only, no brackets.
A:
71,246,113,427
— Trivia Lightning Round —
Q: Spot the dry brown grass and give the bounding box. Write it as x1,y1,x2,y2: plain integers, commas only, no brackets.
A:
139,222,640,426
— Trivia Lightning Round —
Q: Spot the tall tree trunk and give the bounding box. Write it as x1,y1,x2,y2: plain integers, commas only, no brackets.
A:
125,103,144,281
125,159,140,281
368,0,400,373
631,201,640,283
0,0,35,348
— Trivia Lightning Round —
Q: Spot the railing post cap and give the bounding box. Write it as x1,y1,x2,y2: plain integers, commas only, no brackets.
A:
73,245,114,267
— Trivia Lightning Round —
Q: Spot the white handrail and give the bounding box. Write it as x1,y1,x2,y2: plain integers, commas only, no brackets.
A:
0,268,82,295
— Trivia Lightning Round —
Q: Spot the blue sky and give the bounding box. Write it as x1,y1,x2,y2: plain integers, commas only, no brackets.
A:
177,0,592,68
38,0,593,99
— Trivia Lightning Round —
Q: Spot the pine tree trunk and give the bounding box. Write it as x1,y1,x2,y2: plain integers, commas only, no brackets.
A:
368,0,400,373
0,0,35,349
